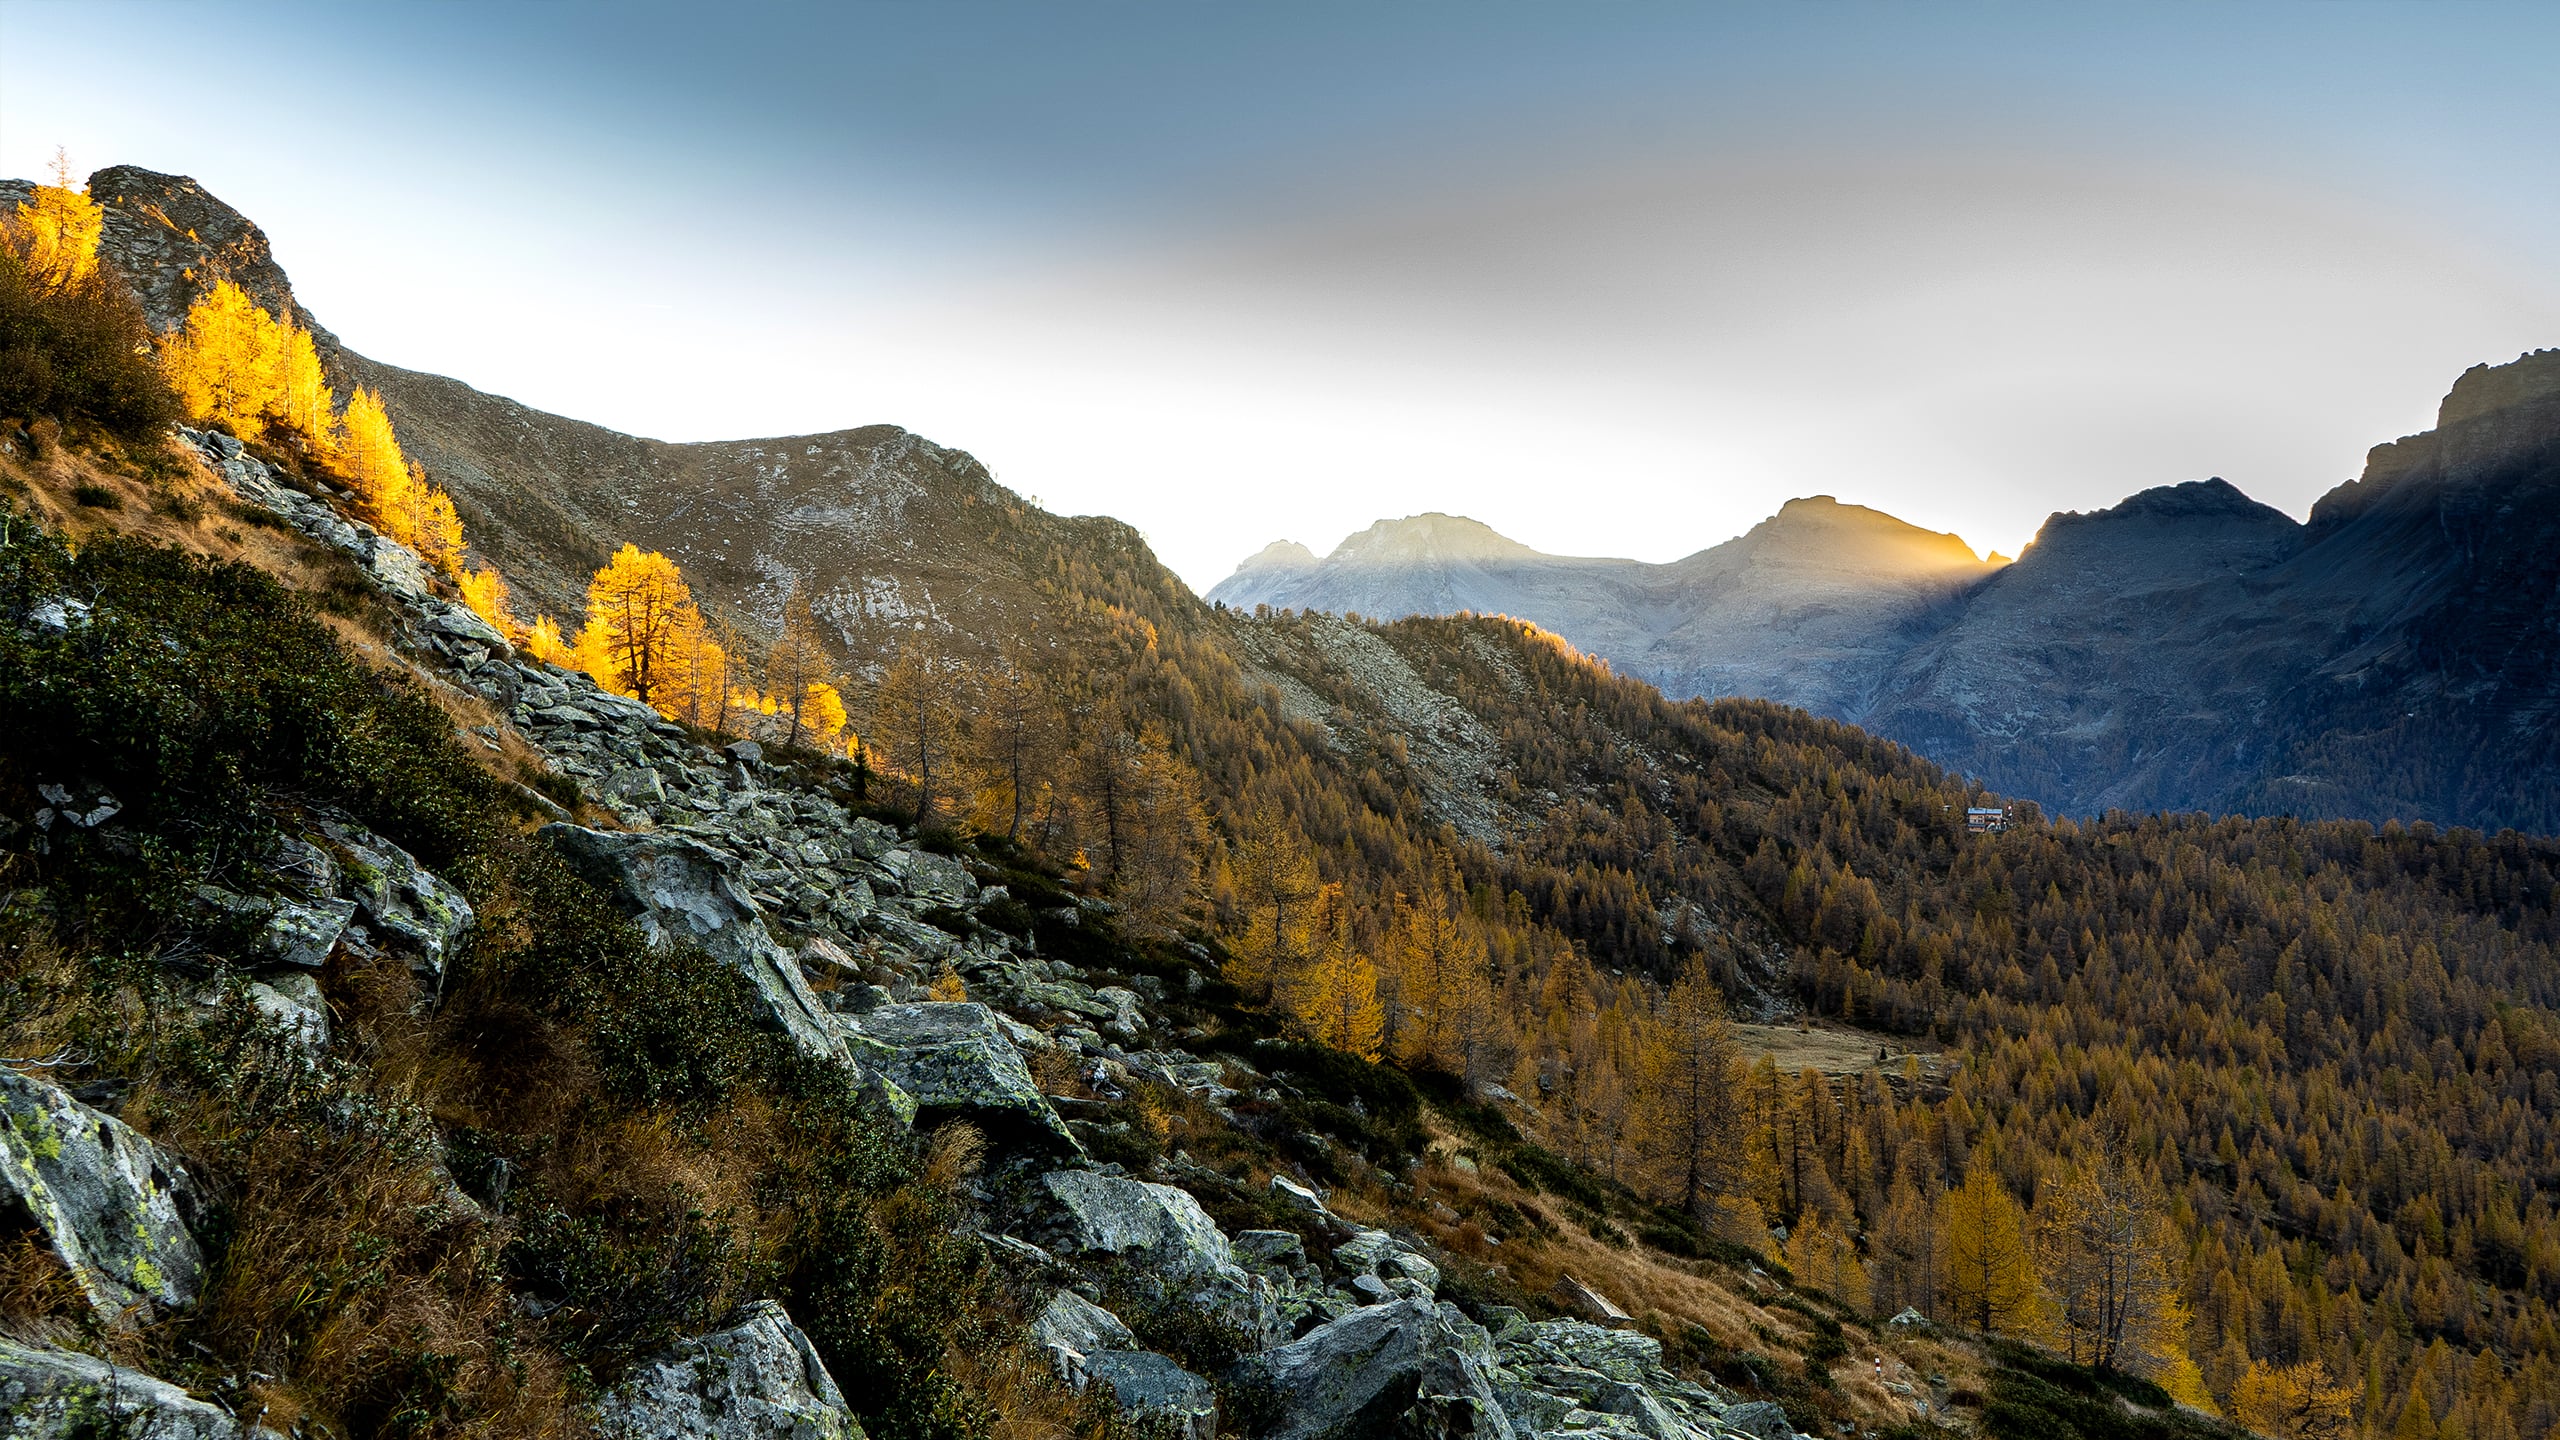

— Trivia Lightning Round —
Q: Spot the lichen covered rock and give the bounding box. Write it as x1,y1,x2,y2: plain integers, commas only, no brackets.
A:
0,1071,205,1319
541,823,844,1062
0,1340,282,1439
842,1002,1075,1150
1243,1297,1513,1440
596,1300,864,1440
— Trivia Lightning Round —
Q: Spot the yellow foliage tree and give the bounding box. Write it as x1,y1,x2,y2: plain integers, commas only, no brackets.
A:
657,609,733,733
2032,1155,2191,1376
380,461,465,576
277,326,337,460
799,680,850,754
1290,885,1383,1061
582,544,695,709
764,591,835,750
1937,1165,2043,1335
161,281,287,440
1229,801,1321,1006
1785,1210,1872,1312
457,566,515,639
13,153,101,290
1636,954,1742,1219
2232,1359,2356,1440
1388,856,1495,1078
525,614,578,668
873,637,964,831
337,387,409,515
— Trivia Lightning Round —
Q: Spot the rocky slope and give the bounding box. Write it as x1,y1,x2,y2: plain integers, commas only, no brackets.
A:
1,428,1840,1440
1214,357,2560,831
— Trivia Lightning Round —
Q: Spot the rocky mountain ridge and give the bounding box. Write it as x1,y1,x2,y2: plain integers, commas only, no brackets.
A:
1213,355,2560,831
1212,499,1995,724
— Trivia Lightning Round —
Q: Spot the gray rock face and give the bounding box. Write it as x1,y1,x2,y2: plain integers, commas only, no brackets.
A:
1717,1401,1797,1440
0,1071,205,1318
540,824,844,1062
1243,1297,1514,1440
0,1339,283,1439
1030,1293,1217,1440
1032,1289,1140,1357
1039,1170,1276,1344
318,819,474,979
841,1003,1075,1149
1086,1351,1218,1440
596,1300,864,1440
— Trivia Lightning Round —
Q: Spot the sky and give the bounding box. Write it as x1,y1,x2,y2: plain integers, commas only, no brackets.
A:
5,1,2557,588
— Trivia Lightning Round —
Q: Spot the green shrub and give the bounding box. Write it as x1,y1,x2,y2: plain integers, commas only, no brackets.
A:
0,246,179,440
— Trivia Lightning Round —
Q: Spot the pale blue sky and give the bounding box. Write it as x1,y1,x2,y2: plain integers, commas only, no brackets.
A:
6,1,2555,585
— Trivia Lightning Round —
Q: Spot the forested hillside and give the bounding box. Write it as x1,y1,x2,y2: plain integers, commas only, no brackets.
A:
6,161,2556,1437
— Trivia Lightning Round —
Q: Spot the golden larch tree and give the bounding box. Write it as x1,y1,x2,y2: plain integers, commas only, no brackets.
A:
1388,855,1495,1077
2032,1155,2191,1376
525,614,579,669
1230,801,1322,1006
336,387,410,517
583,543,695,708
457,566,514,639
276,326,337,459
1290,885,1383,1061
1937,1164,2043,1335
764,590,835,749
13,153,101,290
969,657,1056,843
1636,954,1743,1219
873,636,963,831
2233,1359,2357,1440
1785,1210,1872,1312
161,281,287,440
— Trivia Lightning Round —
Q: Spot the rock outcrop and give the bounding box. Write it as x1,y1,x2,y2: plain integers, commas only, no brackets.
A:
1243,1297,1514,1440
541,823,846,1062
839,1002,1076,1150
0,1340,282,1439
597,1301,864,1440
0,1071,206,1320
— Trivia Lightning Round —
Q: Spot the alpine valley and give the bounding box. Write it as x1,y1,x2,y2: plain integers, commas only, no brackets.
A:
2,164,2554,1440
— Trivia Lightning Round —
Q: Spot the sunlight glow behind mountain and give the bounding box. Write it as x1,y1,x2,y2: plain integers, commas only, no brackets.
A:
5,1,2554,589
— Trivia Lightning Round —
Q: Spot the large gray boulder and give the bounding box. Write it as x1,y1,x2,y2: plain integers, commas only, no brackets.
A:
1717,1401,1798,1440
541,824,844,1062
0,1340,282,1438
1038,1170,1277,1345
1242,1297,1514,1440
318,819,474,980
841,1003,1074,1151
0,1071,205,1319
1085,1351,1218,1440
1030,1293,1217,1440
1031,1289,1141,1357
596,1300,864,1440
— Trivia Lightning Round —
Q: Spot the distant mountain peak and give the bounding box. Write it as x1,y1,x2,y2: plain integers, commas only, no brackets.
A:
2039,477,2299,538
1229,540,1318,575
1327,513,1543,565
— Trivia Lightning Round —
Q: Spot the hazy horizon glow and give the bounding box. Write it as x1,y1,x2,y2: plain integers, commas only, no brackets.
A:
6,1,2555,586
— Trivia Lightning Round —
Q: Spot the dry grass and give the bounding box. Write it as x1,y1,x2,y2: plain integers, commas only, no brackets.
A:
1730,1017,1941,1080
